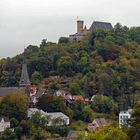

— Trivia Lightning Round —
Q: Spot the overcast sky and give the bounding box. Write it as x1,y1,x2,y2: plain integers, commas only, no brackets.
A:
0,0,140,58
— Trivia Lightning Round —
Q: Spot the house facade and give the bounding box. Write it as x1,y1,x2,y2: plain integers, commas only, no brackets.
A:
28,108,70,126
119,109,132,128
29,87,46,107
0,117,10,132
46,112,70,126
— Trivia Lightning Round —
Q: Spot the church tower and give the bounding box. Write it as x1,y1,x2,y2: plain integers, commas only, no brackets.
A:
19,48,31,87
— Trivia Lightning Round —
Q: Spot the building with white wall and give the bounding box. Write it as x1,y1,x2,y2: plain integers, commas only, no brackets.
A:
119,109,132,128
28,108,70,126
0,117,10,132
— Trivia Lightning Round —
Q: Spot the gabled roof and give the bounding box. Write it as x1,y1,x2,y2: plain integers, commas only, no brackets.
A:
28,108,46,118
35,89,46,98
89,21,113,31
119,109,133,115
93,118,107,127
46,112,69,119
56,90,67,96
0,87,26,96
28,108,69,119
67,130,77,138
0,116,10,122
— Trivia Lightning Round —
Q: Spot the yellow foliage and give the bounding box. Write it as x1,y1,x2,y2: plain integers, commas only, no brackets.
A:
1,93,29,111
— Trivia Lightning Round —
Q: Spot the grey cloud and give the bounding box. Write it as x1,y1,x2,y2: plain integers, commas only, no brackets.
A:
0,0,140,58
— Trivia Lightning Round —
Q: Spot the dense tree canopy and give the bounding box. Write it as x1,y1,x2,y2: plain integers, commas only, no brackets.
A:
37,94,67,112
0,23,139,110
0,23,140,140
128,102,140,140
91,95,118,114
75,124,128,140
0,93,29,121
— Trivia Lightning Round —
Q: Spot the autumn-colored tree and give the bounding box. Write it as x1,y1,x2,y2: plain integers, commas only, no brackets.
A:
0,93,29,121
37,94,67,113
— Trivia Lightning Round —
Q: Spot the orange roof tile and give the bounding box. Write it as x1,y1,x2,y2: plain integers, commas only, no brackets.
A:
73,95,84,101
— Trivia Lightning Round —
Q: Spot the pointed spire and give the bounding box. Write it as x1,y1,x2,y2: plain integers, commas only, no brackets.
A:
19,46,31,87
23,44,25,63
84,25,87,30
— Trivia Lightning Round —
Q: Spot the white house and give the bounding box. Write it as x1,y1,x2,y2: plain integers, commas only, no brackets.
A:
46,112,70,126
90,95,97,102
119,109,132,128
55,90,72,100
28,108,70,126
0,117,10,132
27,108,46,118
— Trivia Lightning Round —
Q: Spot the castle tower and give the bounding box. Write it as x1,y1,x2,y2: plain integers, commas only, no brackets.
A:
77,20,84,33
19,48,31,87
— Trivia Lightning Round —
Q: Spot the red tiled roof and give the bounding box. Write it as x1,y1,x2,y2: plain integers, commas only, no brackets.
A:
73,95,84,101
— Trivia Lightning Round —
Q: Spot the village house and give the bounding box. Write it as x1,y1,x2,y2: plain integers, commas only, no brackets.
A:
90,95,97,102
29,87,46,107
119,109,132,128
46,112,70,126
88,118,108,131
67,130,77,139
72,95,84,101
72,95,91,104
55,90,72,100
28,108,46,117
55,90,71,98
0,116,10,133
28,108,70,126
55,90,91,105
55,90,73,106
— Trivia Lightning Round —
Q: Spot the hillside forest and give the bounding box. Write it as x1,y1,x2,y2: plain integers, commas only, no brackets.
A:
0,23,140,111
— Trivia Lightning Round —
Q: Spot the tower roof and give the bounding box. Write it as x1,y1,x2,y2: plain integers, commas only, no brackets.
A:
19,48,31,87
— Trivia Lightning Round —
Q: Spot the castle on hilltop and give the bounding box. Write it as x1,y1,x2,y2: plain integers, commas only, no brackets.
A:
69,20,113,42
